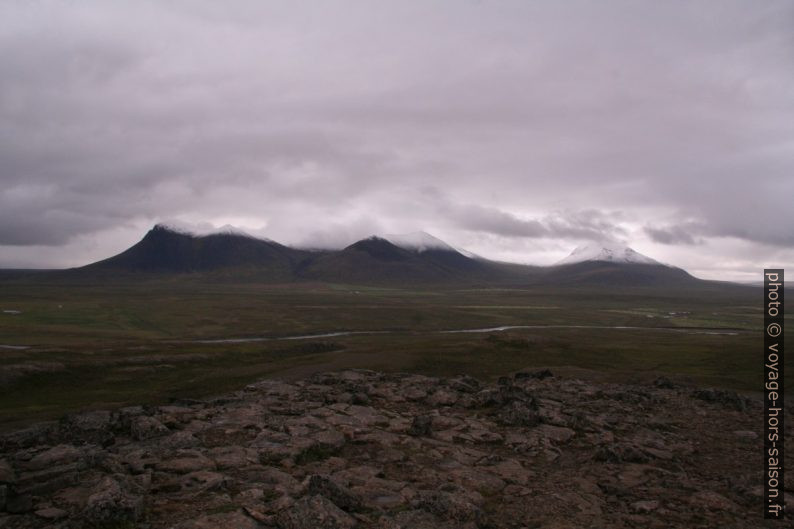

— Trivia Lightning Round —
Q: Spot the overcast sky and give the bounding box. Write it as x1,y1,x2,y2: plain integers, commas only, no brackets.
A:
1,0,792,281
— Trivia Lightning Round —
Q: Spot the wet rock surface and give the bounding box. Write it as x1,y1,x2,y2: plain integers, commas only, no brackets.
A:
0,369,789,528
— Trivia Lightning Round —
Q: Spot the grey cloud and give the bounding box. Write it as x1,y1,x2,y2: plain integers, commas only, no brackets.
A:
434,194,627,242
443,203,548,238
0,0,792,280
644,224,702,246
645,209,794,248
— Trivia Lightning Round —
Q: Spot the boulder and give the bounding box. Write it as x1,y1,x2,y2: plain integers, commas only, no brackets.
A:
82,476,142,525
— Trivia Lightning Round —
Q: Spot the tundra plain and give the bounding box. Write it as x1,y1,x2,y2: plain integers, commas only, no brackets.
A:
0,277,784,429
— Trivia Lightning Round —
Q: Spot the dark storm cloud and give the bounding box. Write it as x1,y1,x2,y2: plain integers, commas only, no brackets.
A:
0,0,792,280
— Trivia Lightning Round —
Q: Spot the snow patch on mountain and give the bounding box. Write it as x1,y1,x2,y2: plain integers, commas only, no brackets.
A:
556,243,664,266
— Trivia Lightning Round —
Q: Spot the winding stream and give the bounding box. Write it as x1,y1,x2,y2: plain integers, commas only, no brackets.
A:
0,324,745,350
189,324,743,344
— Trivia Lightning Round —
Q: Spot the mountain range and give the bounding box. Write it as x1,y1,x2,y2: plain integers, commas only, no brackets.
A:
71,224,704,287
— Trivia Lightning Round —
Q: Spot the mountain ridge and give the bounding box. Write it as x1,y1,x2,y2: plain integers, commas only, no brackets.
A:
66,224,707,287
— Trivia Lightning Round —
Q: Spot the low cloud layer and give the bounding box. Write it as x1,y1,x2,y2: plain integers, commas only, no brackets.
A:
1,0,792,281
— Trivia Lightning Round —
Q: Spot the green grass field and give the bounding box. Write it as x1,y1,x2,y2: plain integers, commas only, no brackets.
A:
0,277,787,429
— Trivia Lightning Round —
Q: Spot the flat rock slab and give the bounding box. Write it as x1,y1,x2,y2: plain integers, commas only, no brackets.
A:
0,369,785,529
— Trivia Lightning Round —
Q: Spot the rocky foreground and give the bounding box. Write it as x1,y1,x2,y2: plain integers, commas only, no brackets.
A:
0,369,790,528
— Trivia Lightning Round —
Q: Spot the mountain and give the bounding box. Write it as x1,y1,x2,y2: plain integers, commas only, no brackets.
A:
556,243,662,266
299,235,495,284
385,231,485,260
77,227,497,284
80,224,310,279
546,243,696,286
384,231,458,253
543,261,698,287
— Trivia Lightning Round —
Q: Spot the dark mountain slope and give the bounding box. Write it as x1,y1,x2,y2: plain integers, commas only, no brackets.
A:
79,225,309,279
298,237,497,285
540,261,699,287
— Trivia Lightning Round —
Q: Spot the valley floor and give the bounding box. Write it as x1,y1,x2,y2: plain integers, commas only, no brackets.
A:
1,279,785,427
